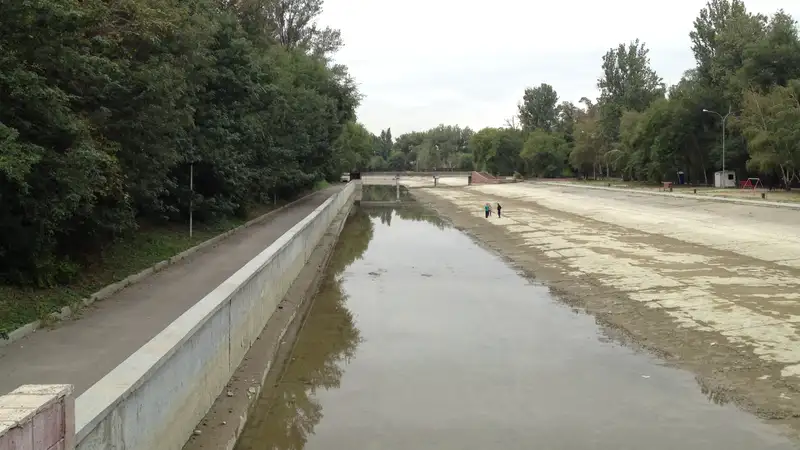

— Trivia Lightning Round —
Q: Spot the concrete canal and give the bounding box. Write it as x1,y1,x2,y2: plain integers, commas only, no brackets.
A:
236,202,796,449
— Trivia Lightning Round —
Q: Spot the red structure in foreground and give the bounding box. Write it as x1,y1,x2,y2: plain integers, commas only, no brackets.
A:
470,171,501,184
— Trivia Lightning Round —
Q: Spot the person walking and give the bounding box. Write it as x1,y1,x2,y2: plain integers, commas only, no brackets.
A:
496,203,502,218
484,203,491,218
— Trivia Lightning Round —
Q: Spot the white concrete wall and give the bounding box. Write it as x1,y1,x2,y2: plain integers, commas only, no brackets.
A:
73,182,356,450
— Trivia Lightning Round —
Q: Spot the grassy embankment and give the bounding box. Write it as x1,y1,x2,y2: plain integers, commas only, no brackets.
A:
0,181,332,336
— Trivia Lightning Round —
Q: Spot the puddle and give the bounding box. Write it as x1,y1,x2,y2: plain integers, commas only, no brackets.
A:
237,207,797,450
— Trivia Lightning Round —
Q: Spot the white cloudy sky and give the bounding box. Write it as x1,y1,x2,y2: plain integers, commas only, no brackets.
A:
319,0,799,136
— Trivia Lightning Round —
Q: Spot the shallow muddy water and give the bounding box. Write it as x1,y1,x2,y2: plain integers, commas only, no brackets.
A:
237,206,797,450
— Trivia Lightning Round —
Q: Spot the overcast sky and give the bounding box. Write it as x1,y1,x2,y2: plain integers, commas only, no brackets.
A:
319,0,799,136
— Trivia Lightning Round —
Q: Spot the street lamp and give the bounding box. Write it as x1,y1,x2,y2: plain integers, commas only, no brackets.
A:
189,161,193,237
703,106,733,187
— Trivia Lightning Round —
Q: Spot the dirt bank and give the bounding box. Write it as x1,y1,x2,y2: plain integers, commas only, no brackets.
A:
413,186,800,443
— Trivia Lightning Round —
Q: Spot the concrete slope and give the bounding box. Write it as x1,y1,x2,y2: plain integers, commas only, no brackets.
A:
0,185,343,396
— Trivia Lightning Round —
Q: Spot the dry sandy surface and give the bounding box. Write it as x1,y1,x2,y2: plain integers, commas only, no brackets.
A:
554,180,800,204
415,182,800,440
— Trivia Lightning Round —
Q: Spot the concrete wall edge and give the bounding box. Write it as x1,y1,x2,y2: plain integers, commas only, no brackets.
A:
0,189,326,348
72,182,355,445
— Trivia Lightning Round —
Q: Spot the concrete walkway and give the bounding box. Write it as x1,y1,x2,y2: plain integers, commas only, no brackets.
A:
0,185,343,396
535,180,800,209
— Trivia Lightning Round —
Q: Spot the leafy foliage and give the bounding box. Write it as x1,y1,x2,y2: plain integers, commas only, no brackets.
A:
518,84,559,132
376,0,800,189
0,0,359,285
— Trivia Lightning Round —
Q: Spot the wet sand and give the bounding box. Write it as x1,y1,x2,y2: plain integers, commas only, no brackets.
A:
236,205,796,449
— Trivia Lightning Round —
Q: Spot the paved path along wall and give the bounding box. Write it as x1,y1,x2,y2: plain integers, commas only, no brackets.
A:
72,181,356,450
0,186,344,397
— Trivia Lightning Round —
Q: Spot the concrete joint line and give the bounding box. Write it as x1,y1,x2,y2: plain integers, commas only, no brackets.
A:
0,190,322,349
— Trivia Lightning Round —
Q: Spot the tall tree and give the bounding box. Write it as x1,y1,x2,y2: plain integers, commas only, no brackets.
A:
518,83,559,132
739,11,800,92
555,101,580,144
0,0,359,285
520,130,569,177
234,0,343,58
739,80,800,188
598,39,665,114
334,122,375,172
470,127,524,175
378,128,393,160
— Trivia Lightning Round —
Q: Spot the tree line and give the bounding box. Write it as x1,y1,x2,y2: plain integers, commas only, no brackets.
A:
339,0,800,189
0,0,359,285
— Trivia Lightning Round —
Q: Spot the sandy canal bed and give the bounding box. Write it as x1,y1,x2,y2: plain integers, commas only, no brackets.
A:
414,182,800,438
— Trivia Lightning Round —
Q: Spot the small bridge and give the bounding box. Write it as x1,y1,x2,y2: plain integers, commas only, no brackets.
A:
361,172,471,188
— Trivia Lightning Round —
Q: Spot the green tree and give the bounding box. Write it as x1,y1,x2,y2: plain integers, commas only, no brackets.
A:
334,122,375,172
470,127,524,175
596,39,665,155
555,101,581,144
569,116,602,178
388,151,407,171
739,80,800,188
368,155,389,171
518,83,559,132
520,130,569,177
0,0,360,286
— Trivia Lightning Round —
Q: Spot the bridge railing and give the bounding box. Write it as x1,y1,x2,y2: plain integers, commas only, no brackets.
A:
361,171,471,177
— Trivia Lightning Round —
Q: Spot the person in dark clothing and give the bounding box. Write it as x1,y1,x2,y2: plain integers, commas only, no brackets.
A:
496,203,502,218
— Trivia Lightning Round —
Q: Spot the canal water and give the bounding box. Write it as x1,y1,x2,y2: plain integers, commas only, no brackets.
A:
237,205,796,450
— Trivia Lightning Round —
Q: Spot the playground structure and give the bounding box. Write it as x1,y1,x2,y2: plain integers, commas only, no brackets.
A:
739,177,763,190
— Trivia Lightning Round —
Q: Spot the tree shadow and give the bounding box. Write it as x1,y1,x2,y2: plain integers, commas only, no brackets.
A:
236,208,373,449
365,205,449,230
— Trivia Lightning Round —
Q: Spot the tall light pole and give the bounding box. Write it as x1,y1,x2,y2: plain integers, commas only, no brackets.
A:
189,162,194,237
703,106,733,187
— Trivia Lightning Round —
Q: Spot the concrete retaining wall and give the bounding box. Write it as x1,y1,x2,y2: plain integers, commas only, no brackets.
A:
71,181,357,450
0,190,325,349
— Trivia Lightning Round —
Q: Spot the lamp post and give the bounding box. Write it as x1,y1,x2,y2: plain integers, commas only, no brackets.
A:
703,106,733,187
189,162,194,237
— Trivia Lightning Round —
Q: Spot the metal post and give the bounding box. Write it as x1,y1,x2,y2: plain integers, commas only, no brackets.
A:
189,162,193,238
722,105,730,185
703,106,733,188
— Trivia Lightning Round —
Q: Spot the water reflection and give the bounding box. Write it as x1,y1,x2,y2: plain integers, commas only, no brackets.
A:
237,208,796,450
365,205,449,230
235,209,373,450
360,185,411,202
